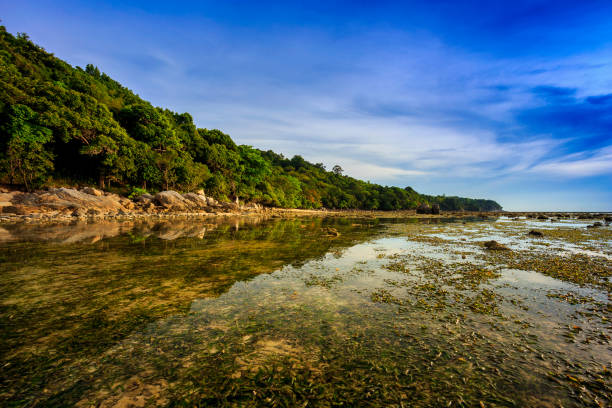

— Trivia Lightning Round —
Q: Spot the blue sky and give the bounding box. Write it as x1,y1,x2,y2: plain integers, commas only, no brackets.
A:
2,0,611,210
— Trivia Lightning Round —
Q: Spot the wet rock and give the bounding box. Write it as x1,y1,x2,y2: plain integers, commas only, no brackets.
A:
483,240,510,250
431,204,440,215
587,222,603,229
537,215,548,220
324,227,340,237
528,230,544,237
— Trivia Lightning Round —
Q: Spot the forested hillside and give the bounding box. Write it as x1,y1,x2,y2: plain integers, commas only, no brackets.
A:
0,27,502,211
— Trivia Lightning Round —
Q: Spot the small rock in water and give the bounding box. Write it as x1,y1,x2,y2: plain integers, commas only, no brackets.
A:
528,230,543,237
324,227,340,237
483,240,510,250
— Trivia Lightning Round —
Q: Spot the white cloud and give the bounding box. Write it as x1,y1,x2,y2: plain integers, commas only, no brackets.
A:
529,146,612,177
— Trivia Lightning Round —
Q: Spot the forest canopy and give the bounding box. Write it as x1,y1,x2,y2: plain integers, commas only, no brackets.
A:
0,27,502,211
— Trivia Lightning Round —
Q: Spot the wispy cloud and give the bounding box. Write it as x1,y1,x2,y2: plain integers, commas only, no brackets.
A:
530,146,612,177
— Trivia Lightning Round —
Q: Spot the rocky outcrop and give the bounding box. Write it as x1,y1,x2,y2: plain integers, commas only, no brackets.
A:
416,204,431,214
153,191,191,210
0,187,264,220
483,240,510,250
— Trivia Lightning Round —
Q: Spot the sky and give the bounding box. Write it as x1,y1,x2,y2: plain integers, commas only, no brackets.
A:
2,0,611,211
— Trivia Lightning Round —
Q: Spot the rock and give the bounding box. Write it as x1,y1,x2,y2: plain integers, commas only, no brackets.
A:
81,187,104,196
196,189,205,196
431,204,440,215
483,240,509,250
587,222,603,229
183,193,208,208
34,188,123,211
324,227,340,237
153,191,189,210
72,208,87,217
604,216,612,223
206,197,218,206
87,208,102,216
2,205,26,215
416,203,431,214
528,230,543,237
135,193,154,203
121,200,135,210
537,215,548,220
221,201,239,211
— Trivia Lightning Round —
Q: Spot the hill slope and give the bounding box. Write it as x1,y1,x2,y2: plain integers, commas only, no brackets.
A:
0,27,501,211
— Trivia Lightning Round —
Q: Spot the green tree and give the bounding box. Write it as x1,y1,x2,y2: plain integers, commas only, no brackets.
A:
0,104,53,190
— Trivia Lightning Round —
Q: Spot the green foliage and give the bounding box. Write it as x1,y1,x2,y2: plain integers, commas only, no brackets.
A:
0,104,54,190
0,26,502,211
127,187,148,200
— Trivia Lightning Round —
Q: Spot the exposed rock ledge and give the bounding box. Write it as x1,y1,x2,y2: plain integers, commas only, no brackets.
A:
0,187,263,221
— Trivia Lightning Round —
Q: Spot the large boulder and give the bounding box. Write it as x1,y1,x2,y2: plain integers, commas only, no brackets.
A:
81,187,104,196
416,203,431,214
483,240,510,250
206,197,218,207
135,193,154,203
11,188,124,212
183,193,208,209
153,191,190,210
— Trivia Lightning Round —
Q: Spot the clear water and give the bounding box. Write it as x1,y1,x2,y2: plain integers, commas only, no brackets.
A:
0,216,610,407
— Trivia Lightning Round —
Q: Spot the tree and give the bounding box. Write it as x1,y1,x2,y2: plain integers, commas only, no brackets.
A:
0,104,53,190
332,165,343,176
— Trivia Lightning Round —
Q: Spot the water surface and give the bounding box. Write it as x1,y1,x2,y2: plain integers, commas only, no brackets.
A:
0,216,610,407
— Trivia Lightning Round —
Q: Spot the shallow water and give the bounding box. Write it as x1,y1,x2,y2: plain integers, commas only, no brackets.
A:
0,216,610,407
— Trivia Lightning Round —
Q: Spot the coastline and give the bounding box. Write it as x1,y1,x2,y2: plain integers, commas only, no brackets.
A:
0,186,609,225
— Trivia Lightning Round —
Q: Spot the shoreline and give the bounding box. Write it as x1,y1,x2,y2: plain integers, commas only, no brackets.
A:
0,187,609,225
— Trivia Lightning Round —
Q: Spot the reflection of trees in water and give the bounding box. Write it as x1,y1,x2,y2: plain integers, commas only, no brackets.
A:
0,217,385,407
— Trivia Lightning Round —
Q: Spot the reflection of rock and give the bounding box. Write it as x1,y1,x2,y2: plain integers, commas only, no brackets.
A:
528,230,543,237
0,216,271,244
483,240,509,250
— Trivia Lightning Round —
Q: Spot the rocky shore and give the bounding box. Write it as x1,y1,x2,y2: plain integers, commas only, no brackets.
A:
0,187,268,223
0,187,610,225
